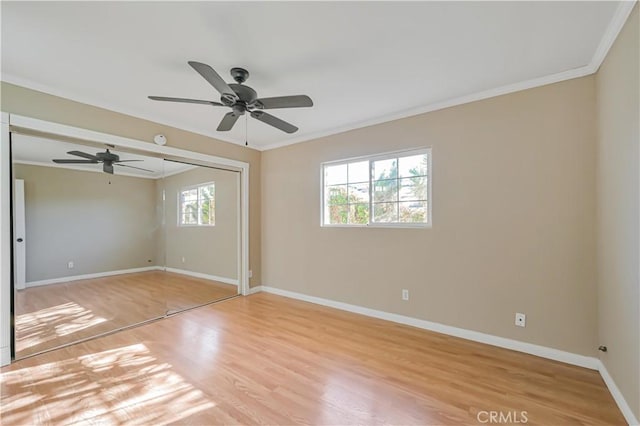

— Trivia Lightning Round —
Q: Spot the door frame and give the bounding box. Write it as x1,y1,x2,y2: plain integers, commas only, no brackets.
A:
0,113,251,365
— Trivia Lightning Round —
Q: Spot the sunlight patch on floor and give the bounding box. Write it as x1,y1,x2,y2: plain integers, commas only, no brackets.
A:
15,301,107,352
1,343,216,425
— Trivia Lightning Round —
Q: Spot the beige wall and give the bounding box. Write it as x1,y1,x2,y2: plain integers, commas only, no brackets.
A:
262,76,598,356
160,166,239,280
14,164,158,282
1,83,262,287
596,4,639,420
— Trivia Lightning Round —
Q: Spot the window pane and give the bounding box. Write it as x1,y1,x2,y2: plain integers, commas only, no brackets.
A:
324,164,347,185
373,179,398,203
399,177,427,201
200,199,215,225
399,153,428,178
181,188,197,203
373,158,398,180
326,184,348,205
198,184,215,225
349,203,369,225
328,204,349,224
183,203,198,225
348,182,369,203
199,184,214,200
180,188,197,225
399,201,427,223
373,202,398,222
348,161,369,183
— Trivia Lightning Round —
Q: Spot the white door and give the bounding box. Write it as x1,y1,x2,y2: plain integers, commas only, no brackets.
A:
13,179,25,290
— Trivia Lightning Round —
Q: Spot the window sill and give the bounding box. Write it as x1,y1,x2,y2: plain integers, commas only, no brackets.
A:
321,223,431,229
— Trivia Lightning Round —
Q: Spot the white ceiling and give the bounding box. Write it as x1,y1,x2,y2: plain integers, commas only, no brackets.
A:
0,2,631,150
12,134,194,179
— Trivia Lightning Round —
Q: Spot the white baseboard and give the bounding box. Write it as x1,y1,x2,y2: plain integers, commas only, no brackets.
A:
598,360,639,426
258,285,598,370
165,267,238,286
25,266,160,288
247,285,263,295
0,345,10,367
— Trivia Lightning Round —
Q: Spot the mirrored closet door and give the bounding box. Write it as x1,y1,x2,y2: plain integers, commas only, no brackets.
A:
11,133,240,359
159,160,240,314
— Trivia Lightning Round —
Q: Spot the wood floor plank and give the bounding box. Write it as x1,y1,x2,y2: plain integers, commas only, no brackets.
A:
1,292,626,425
15,271,238,358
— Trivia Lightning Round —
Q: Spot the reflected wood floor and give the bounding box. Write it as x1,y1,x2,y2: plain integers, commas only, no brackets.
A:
15,270,238,358
2,292,625,425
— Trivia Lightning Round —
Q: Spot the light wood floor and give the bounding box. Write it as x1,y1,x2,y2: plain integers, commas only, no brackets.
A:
15,270,238,358
2,292,625,425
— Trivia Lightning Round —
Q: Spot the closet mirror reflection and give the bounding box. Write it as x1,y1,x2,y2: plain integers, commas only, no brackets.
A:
11,133,240,359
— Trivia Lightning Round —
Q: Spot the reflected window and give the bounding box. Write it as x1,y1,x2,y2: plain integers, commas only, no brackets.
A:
179,182,215,226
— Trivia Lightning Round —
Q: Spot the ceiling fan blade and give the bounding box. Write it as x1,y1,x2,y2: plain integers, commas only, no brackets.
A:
255,95,313,110
68,150,100,161
115,160,143,163
217,112,240,132
188,61,238,103
250,111,298,134
116,164,154,173
103,163,114,174
148,96,224,107
52,159,99,164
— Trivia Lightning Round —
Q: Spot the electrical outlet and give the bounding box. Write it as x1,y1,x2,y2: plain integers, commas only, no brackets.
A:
402,289,409,301
181,257,186,263
67,261,74,269
515,312,526,327
249,270,253,278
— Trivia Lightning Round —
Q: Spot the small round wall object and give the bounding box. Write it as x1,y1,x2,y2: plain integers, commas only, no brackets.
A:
153,134,167,145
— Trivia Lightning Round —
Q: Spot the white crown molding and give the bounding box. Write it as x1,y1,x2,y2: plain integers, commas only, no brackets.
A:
259,0,639,151
12,159,160,180
598,360,640,426
2,1,635,152
588,1,637,74
258,285,598,370
1,73,254,151
259,65,595,151
12,159,197,180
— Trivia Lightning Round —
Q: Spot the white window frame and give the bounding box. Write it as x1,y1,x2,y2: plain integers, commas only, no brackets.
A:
178,181,216,227
321,147,432,228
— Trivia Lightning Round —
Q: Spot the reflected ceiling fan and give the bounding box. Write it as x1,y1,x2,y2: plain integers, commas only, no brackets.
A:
52,149,153,175
148,61,313,134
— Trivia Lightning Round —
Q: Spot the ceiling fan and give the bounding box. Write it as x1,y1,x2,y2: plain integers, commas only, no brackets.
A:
52,149,153,175
148,61,313,134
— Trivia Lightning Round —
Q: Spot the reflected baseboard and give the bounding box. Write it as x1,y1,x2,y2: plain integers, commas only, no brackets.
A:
24,266,240,289
1,345,10,367
24,266,161,288
247,285,263,295
163,267,239,286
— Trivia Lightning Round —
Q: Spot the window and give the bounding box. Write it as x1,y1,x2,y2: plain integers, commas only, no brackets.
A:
179,182,215,226
322,149,431,227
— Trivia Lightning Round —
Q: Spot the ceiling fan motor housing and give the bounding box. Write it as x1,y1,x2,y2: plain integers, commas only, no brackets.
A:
96,149,119,162
228,83,258,111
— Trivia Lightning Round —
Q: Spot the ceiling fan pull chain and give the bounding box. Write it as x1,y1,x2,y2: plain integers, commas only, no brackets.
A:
245,114,248,146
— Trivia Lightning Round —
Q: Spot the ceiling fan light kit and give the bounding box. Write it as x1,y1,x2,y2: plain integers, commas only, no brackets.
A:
148,61,313,135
